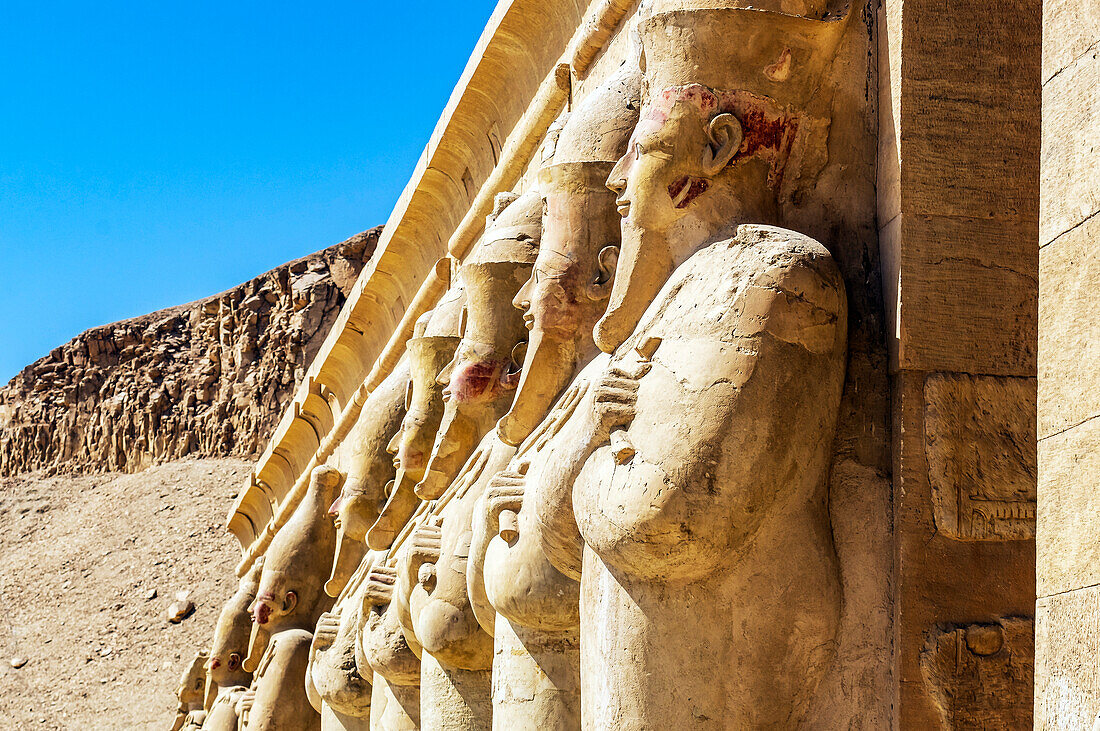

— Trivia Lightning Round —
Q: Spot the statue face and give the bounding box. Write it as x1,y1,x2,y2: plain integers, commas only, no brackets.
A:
327,487,373,543
176,653,208,705
607,90,715,234
600,86,742,352
497,164,619,445
417,260,531,498
206,581,254,689
248,588,297,627
206,650,243,683
391,336,459,483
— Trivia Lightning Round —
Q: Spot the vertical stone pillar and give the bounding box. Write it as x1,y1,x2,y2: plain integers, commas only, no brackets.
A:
877,0,1041,725
1034,0,1100,726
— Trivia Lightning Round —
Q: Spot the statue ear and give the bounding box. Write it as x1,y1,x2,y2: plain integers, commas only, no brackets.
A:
228,653,241,671
586,245,620,301
701,113,743,177
282,591,298,615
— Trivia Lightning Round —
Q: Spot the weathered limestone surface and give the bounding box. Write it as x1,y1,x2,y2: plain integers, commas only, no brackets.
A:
1036,0,1100,724
0,228,380,477
1038,214,1100,439
919,618,1034,729
879,0,1040,376
924,374,1037,541
1039,44,1100,249
894,371,1036,727
1038,416,1100,599
1036,585,1100,728
878,0,1042,724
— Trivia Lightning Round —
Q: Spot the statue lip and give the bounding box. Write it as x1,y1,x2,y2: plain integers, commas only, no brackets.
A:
615,197,631,218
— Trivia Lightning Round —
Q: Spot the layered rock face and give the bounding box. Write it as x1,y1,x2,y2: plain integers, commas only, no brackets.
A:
0,228,381,477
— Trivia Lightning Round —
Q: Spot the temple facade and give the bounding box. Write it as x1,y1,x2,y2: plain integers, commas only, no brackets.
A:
168,0,1099,728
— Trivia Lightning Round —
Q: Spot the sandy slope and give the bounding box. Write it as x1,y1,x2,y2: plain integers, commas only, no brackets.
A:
0,458,251,730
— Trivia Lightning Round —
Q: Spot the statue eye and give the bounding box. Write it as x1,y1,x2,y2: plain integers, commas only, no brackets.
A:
634,142,641,161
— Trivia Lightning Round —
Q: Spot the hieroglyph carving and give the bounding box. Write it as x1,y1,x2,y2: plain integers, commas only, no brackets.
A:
924,373,1037,540
920,619,1034,729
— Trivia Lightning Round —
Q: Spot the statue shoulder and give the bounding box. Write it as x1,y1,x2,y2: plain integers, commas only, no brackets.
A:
682,224,846,354
263,629,314,667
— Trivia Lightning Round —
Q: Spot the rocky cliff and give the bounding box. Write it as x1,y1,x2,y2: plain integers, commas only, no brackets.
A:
0,228,381,477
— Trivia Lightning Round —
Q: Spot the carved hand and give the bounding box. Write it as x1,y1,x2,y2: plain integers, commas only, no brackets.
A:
588,359,651,448
485,468,526,543
236,688,255,719
401,522,443,594
312,611,341,650
363,564,398,607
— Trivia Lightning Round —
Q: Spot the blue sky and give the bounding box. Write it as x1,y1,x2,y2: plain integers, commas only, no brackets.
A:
0,1,499,384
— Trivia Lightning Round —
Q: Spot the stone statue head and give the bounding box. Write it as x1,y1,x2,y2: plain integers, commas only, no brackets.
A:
204,559,261,709
173,650,209,730
244,465,341,672
415,191,541,498
366,292,463,550
496,54,641,446
597,5,845,351
324,359,409,595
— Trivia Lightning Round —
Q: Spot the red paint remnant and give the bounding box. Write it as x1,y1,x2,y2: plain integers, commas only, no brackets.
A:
734,103,797,160
668,176,689,200
651,85,801,188
450,360,500,402
253,601,272,625
400,449,425,472
209,658,221,670
668,176,711,208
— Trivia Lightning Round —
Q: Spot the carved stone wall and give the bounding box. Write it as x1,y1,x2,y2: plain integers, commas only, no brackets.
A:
155,0,1057,728
878,0,1041,724
1034,0,1100,725
924,374,1037,542
0,229,380,477
920,618,1034,729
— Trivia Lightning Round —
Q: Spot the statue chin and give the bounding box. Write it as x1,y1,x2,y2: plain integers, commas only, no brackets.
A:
498,336,576,447
325,531,365,598
243,624,270,673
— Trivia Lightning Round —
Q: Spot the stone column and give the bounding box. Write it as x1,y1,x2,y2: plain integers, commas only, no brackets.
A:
877,0,1041,725
1034,0,1100,726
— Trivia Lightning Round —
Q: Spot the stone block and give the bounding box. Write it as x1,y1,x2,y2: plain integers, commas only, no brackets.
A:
892,372,1035,727
924,374,1036,541
897,214,1037,376
1037,415,1100,598
898,0,1041,223
879,212,901,369
1035,585,1100,729
1042,0,1100,84
919,618,1034,729
1039,212,1100,439
876,1,902,226
1040,45,1100,246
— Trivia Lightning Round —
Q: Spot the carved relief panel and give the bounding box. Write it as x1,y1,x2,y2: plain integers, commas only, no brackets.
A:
924,373,1037,540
